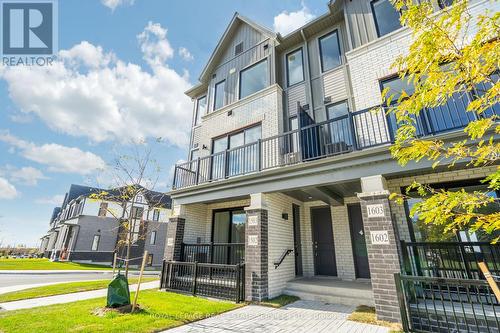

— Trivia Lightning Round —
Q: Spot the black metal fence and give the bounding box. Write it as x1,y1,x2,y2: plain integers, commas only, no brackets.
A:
396,273,500,333
160,260,245,302
401,241,500,280
181,242,245,265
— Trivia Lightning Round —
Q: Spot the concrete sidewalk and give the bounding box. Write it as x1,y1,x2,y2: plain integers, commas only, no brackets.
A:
0,280,159,311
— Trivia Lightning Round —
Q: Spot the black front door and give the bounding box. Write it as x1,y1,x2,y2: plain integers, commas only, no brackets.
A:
311,207,337,276
348,204,371,279
292,204,303,276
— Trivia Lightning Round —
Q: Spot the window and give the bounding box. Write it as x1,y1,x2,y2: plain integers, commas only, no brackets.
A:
438,0,454,9
91,235,100,251
211,125,262,178
371,0,402,37
380,76,415,106
136,195,143,203
319,30,342,72
325,101,353,153
286,48,304,86
152,209,160,222
147,254,153,266
239,59,269,99
150,230,157,245
212,208,246,264
194,96,206,126
131,206,143,219
213,80,225,110
98,202,108,217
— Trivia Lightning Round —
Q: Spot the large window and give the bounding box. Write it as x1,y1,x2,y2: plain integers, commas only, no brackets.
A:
326,101,353,153
405,183,500,242
194,96,206,125
150,230,156,245
213,80,225,110
239,59,269,99
211,125,262,178
371,0,402,37
286,48,304,86
212,208,246,264
98,202,108,217
319,30,342,72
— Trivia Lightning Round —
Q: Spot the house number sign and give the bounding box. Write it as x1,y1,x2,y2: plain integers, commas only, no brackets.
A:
370,230,390,245
248,235,258,246
248,215,258,226
366,204,385,218
167,238,174,246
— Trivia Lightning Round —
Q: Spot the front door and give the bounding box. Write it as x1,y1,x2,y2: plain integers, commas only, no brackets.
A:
311,206,337,276
292,204,303,276
348,204,371,279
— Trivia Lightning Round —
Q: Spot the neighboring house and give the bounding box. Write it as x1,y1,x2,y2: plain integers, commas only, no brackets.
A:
163,0,500,326
40,184,172,267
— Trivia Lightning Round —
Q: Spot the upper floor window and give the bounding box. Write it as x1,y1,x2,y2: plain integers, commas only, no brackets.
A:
91,235,100,251
286,48,304,87
438,0,454,9
136,195,143,203
239,59,269,99
213,80,226,111
194,96,206,126
319,30,342,72
371,0,402,37
326,101,349,119
152,209,160,222
380,76,415,106
150,230,157,245
98,202,108,217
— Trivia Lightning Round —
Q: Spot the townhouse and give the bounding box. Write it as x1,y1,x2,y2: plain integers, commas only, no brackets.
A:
161,0,499,324
40,184,172,267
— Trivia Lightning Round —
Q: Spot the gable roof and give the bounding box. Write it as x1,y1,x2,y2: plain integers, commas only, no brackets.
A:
197,12,277,84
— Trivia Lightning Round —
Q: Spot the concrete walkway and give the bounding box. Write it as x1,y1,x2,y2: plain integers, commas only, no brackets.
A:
0,280,159,311
164,300,390,333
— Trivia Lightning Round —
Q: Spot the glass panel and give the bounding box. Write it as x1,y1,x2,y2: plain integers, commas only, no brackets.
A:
214,80,225,110
438,0,454,9
290,117,299,153
213,211,230,243
319,30,341,72
327,101,349,119
326,102,353,153
287,49,304,86
244,125,261,144
195,96,206,125
231,210,246,243
229,132,244,149
240,59,269,99
211,137,227,179
372,0,402,37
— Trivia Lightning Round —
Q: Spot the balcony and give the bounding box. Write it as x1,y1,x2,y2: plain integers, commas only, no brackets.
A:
173,99,499,190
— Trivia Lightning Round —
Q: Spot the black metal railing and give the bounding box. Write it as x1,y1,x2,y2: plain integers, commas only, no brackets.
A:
395,273,500,332
160,260,245,302
181,242,245,265
173,93,492,189
401,241,500,280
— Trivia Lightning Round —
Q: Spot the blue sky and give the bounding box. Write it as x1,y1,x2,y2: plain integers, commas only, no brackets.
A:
0,0,328,247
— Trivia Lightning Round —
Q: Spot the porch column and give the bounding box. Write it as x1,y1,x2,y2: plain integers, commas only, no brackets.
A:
357,175,402,323
164,216,185,261
244,193,269,301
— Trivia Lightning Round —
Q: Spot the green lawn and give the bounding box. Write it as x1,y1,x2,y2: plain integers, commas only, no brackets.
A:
0,277,159,303
0,290,241,333
0,258,112,270
347,305,402,332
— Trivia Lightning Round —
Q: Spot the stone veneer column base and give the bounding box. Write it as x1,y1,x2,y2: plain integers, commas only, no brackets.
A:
244,209,268,302
358,192,402,323
164,217,185,261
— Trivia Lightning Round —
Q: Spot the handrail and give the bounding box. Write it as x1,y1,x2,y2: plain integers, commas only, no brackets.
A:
274,249,293,269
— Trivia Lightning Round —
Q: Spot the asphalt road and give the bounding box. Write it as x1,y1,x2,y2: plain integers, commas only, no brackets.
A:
0,272,115,288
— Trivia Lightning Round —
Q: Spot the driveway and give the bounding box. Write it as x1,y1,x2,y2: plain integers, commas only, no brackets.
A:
164,300,389,333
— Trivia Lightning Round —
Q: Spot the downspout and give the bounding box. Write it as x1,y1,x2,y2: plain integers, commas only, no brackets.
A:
300,29,315,120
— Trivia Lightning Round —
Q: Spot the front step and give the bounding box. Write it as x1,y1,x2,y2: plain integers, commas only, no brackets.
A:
283,277,374,307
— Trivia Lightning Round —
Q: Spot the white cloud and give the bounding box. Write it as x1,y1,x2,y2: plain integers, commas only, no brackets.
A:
2,166,47,186
0,131,106,175
101,0,134,11
273,2,316,35
178,47,194,61
0,22,192,147
0,177,18,199
35,194,65,206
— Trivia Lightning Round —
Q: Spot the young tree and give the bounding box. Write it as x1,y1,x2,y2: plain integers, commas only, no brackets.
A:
89,140,169,276
385,0,499,242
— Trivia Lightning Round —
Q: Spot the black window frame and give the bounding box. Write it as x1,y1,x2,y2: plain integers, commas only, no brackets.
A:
318,29,342,73
210,123,262,153
194,95,207,126
91,235,100,251
152,209,160,222
286,47,305,87
150,230,157,245
238,58,269,100
370,0,402,38
210,207,246,244
213,80,226,111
